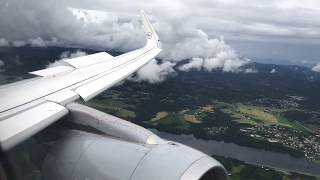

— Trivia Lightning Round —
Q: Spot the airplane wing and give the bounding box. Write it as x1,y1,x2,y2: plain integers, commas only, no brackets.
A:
0,10,161,151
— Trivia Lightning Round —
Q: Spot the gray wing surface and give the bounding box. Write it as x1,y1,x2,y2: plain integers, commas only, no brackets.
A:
0,10,161,151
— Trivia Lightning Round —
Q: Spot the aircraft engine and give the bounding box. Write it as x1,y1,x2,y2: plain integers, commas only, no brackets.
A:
42,103,227,180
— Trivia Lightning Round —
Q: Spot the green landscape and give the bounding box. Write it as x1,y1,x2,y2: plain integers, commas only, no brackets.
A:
81,66,320,179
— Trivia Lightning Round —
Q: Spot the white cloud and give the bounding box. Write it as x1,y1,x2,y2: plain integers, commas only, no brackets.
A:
0,38,9,47
69,7,114,25
270,68,277,73
312,63,320,72
159,29,249,73
132,59,176,83
0,37,61,48
61,50,88,59
178,58,203,72
202,52,249,73
0,60,4,67
47,50,88,68
28,37,47,47
244,68,258,74
0,37,55,48
12,40,27,47
27,37,61,47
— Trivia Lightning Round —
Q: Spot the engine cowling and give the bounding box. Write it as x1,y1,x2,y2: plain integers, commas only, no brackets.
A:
42,103,227,180
42,130,226,180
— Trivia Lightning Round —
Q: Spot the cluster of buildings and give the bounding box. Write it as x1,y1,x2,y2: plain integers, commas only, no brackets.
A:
205,126,228,136
240,125,320,162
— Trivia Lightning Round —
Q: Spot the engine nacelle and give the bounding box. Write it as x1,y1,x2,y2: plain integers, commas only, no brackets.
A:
42,103,227,180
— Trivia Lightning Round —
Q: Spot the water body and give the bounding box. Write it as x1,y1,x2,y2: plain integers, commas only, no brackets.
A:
155,131,320,177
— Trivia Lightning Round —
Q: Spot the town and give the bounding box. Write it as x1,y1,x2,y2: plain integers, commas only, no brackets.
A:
240,125,320,162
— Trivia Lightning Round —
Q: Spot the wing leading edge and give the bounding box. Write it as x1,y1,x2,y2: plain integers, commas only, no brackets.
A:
0,11,161,151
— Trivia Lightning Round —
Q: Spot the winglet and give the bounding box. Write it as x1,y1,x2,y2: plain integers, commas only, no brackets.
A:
140,10,161,48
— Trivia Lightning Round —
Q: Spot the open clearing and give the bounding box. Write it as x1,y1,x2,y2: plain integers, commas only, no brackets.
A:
238,105,278,124
151,112,169,122
183,114,201,123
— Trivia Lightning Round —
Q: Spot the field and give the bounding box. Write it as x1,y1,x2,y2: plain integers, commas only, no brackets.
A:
147,105,215,126
277,116,306,131
153,113,191,130
84,99,136,119
183,114,201,123
146,106,212,130
216,102,308,132
237,105,278,124
150,112,169,122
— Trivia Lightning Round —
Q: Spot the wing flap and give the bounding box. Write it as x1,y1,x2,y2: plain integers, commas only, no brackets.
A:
0,102,68,151
45,90,79,105
88,52,113,61
29,66,74,77
64,52,114,68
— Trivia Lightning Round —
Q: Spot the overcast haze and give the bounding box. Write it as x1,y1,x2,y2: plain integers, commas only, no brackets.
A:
0,0,319,82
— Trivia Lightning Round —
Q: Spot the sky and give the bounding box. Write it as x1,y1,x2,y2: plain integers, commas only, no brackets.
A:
0,0,319,83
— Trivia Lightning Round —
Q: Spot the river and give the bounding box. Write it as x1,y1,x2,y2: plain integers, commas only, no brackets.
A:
154,131,320,177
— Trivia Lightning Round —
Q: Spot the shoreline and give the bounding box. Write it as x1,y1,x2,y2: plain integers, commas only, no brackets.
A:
154,130,320,177
246,161,320,177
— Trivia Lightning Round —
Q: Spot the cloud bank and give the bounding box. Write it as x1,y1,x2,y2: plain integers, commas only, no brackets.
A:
7,0,320,83
2,0,320,43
